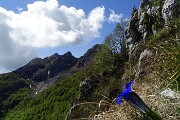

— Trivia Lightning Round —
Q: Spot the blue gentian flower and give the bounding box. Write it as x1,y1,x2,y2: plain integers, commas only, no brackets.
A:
116,81,133,105
116,81,163,120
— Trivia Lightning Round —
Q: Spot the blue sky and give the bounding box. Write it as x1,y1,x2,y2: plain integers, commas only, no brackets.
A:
0,0,140,73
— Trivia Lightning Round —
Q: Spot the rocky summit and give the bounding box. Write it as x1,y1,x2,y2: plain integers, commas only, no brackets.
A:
13,51,78,82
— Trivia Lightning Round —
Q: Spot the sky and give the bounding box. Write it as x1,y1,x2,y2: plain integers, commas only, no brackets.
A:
0,0,140,73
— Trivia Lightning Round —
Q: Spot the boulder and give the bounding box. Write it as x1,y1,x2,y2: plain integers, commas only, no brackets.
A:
160,88,180,99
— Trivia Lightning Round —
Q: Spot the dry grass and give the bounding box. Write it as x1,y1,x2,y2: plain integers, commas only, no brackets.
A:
90,70,180,120
135,75,180,120
92,99,141,120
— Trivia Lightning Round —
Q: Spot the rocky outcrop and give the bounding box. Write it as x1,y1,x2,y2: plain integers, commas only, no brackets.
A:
125,0,180,53
135,49,153,79
125,7,141,53
138,4,160,37
162,0,180,24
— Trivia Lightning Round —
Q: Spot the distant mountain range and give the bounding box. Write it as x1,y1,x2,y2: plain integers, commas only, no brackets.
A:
13,44,100,82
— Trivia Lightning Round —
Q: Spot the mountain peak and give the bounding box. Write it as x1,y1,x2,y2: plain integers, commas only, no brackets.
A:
50,53,60,58
13,50,78,82
63,51,73,57
53,53,59,56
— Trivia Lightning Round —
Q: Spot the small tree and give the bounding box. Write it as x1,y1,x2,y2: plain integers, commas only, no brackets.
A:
94,22,129,75
105,23,125,54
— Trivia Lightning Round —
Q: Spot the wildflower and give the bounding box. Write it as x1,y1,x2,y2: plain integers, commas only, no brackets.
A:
116,81,163,120
116,81,133,105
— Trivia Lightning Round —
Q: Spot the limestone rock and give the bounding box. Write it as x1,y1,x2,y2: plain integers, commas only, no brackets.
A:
160,88,180,99
162,0,180,23
125,7,141,53
135,49,153,78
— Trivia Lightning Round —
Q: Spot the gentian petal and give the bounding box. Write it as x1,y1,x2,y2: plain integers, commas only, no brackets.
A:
121,81,133,95
116,97,121,105
125,81,133,89
123,87,131,94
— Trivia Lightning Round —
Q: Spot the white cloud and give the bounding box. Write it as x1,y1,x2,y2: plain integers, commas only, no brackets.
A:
0,8,37,72
108,9,123,23
10,0,105,48
0,0,105,73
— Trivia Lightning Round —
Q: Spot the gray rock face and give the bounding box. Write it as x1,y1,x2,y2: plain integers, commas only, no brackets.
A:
125,7,141,53
138,13,153,39
125,0,179,53
162,0,180,23
125,4,156,52
135,49,153,79
138,4,160,38
125,5,154,52
138,49,152,67
147,6,160,16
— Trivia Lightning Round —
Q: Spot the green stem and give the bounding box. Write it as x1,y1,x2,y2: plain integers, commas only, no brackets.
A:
145,107,163,120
